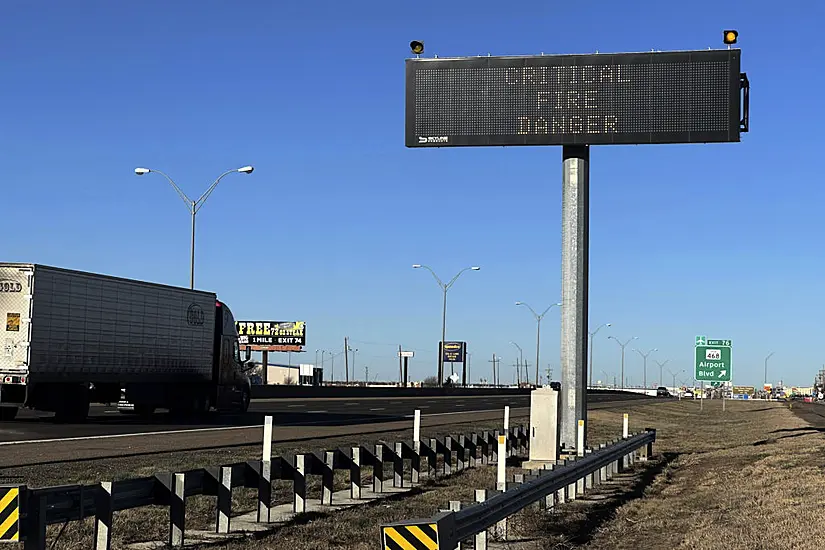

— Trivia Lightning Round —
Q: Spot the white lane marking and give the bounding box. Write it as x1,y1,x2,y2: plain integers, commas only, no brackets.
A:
287,404,305,408
0,407,530,447
419,406,430,409
307,410,327,414
369,408,385,411
345,403,360,406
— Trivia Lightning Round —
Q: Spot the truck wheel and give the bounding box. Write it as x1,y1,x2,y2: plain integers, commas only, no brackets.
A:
0,407,18,421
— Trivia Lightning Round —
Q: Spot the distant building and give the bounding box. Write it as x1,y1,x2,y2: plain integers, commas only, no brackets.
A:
250,362,323,386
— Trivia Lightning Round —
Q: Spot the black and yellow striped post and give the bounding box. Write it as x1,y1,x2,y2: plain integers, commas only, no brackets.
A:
382,521,439,550
381,513,456,550
0,486,21,542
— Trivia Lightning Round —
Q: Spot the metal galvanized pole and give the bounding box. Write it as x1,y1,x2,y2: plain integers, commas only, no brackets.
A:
440,287,448,385
621,347,625,389
535,318,541,386
189,207,196,289
559,145,590,451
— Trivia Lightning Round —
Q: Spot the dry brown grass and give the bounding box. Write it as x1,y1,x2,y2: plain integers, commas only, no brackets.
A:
501,398,825,550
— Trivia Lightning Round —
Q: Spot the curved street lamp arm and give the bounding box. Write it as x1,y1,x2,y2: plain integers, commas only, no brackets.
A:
417,265,446,290
445,266,475,290
194,168,240,213
517,302,540,320
147,168,194,210
539,302,562,320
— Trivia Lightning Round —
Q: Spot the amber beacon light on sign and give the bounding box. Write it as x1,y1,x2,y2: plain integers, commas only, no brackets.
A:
724,30,739,44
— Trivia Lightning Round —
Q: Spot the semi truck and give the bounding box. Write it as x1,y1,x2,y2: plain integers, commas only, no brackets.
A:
0,263,252,422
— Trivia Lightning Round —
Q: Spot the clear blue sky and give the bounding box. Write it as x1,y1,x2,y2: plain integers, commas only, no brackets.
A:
4,0,824,388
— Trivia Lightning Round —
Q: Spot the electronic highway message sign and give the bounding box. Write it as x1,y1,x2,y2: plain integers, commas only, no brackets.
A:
405,49,744,147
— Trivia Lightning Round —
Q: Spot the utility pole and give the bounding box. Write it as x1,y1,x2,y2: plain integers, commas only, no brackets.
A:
365,365,369,385
523,360,531,386
398,345,403,384
513,360,521,385
489,353,500,386
344,337,350,385
764,352,775,386
588,322,611,387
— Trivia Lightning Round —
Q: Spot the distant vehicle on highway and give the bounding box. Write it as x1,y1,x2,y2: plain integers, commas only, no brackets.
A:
549,381,561,391
0,263,252,422
656,386,671,397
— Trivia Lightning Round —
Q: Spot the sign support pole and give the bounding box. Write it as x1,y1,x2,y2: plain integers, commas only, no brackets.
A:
559,145,590,451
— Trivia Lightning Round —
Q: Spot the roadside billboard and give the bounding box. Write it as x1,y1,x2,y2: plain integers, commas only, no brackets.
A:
236,321,306,351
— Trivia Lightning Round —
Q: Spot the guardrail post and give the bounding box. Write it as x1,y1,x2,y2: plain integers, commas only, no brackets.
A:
474,489,488,550
543,465,555,510
584,449,594,490
479,432,490,465
323,451,335,504
465,434,477,468
645,428,656,460
457,435,467,471
443,437,453,476
622,413,629,438
565,459,577,501
169,473,185,548
374,444,385,493
257,459,271,522
411,440,421,484
598,444,608,485
94,481,113,550
216,465,232,534
492,431,500,464
24,490,46,550
449,501,462,549
427,439,439,479
294,454,306,513
350,446,361,499
393,443,404,488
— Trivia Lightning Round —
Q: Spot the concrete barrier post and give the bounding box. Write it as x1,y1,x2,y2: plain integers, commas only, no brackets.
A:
293,455,306,513
94,481,113,550
323,451,335,504
216,466,232,533
257,460,271,522
496,435,506,491
449,501,462,549
373,444,384,493
503,406,510,456
474,489,488,550
169,473,185,548
350,447,361,499
393,442,404,488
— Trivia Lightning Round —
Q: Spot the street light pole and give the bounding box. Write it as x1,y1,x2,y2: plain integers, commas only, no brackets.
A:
588,322,612,387
515,301,562,386
667,367,685,389
655,359,670,387
764,352,775,386
632,347,658,389
413,264,481,386
134,165,254,289
608,336,638,389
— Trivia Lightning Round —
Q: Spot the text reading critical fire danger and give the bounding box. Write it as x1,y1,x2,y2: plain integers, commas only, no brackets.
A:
405,50,741,147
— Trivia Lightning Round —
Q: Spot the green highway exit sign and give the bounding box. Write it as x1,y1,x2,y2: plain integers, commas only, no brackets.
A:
695,335,732,382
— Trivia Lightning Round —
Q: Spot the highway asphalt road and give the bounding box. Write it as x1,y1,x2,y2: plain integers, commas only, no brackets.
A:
0,392,651,467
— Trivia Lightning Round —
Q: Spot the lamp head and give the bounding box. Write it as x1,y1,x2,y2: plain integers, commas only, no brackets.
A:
134,167,150,175
515,301,523,306
470,266,481,271
237,165,254,174
412,264,422,269
606,323,612,327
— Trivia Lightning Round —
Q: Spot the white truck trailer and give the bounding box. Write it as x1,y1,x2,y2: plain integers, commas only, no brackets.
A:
0,263,251,422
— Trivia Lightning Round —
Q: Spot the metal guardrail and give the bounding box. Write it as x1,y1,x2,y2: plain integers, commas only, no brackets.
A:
2,425,529,550
381,429,656,550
